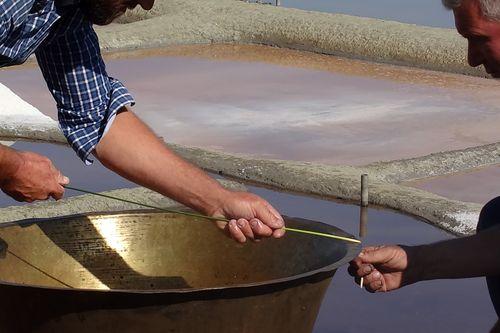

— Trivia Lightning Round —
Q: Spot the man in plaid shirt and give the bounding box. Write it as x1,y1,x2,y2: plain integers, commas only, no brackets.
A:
0,0,285,243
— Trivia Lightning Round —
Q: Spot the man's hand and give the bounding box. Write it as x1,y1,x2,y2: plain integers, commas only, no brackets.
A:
0,151,69,202
348,245,418,293
210,191,285,243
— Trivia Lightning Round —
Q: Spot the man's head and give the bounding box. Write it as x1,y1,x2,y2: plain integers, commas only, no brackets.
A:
443,0,500,77
81,0,154,25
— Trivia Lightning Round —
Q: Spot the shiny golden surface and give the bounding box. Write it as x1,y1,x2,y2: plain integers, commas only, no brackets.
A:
0,211,349,291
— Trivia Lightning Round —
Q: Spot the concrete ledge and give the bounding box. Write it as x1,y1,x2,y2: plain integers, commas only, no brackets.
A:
95,0,486,77
0,123,65,144
170,144,481,236
367,143,500,183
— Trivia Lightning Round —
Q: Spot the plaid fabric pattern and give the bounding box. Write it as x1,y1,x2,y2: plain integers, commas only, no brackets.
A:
0,0,59,66
1,0,135,164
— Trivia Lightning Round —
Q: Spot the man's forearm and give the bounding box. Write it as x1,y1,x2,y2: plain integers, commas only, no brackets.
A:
412,226,500,281
94,109,230,215
0,145,22,184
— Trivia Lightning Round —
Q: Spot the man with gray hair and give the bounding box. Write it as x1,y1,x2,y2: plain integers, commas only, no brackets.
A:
443,0,500,76
349,0,500,331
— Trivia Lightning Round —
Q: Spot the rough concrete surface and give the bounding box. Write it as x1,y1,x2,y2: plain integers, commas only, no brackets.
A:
95,0,486,77
169,143,483,236
367,143,500,183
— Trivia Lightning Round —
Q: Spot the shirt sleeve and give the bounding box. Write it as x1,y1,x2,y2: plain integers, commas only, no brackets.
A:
0,0,32,44
35,7,134,165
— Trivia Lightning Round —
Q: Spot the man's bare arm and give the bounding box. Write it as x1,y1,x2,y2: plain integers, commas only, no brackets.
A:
0,145,22,182
94,109,285,242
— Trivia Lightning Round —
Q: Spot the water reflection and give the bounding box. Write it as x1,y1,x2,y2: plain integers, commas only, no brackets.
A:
359,206,368,239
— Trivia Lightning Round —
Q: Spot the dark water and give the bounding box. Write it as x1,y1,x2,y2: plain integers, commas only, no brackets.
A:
279,0,456,28
1,142,497,332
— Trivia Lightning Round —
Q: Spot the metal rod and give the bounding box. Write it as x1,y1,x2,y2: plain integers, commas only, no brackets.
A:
361,174,368,207
359,178,369,289
358,206,368,288
64,186,360,244
359,206,368,239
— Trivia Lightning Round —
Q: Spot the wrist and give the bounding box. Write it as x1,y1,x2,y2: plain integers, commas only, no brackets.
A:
0,146,23,185
202,187,232,217
401,245,426,285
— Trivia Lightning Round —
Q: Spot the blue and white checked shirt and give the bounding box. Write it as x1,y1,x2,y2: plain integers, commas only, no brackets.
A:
0,0,135,164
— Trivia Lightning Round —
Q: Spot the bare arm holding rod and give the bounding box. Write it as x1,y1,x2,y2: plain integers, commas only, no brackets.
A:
94,109,285,242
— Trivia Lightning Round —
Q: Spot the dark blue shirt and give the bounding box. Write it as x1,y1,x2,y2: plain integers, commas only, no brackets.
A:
0,0,135,164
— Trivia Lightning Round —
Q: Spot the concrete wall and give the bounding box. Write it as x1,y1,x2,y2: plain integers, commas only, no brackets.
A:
96,0,485,77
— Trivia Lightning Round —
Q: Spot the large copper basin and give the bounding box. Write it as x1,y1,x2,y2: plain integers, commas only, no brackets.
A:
0,210,359,332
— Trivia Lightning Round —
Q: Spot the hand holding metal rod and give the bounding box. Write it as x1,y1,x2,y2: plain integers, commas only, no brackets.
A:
359,174,369,288
64,186,361,244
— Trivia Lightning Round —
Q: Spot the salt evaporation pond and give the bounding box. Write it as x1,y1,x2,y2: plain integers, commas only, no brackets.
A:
0,142,496,332
405,164,500,205
3,44,500,166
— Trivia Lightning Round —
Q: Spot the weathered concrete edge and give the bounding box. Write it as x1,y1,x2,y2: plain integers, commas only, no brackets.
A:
0,125,483,236
0,123,66,144
169,144,481,236
2,123,498,184
0,181,246,225
95,0,486,77
366,142,500,183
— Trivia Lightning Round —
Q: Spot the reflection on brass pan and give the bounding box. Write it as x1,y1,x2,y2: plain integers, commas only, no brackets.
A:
0,210,360,333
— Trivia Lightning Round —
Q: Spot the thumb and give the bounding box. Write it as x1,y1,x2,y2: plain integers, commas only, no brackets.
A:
57,172,70,186
359,246,392,264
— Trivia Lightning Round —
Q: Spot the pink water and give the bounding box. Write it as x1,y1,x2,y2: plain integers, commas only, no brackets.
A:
3,44,500,165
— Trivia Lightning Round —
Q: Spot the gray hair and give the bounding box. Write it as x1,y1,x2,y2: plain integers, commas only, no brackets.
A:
442,0,500,20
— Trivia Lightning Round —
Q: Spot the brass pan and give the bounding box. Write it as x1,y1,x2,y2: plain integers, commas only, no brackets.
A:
0,210,360,333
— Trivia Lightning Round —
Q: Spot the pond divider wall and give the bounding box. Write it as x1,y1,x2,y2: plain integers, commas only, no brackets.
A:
96,0,486,77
